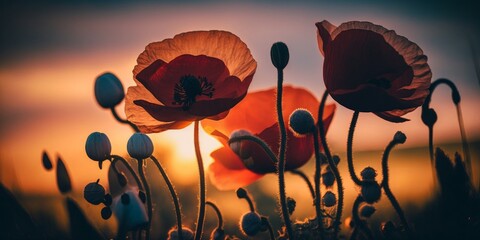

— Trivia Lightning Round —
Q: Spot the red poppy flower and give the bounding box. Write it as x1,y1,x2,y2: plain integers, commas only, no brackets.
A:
125,31,257,133
202,86,336,190
316,21,432,122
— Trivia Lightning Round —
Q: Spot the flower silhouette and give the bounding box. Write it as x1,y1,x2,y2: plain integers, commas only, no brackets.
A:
316,20,431,122
126,31,257,133
202,86,336,190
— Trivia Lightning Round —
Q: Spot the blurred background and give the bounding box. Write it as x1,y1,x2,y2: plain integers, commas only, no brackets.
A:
1,0,479,239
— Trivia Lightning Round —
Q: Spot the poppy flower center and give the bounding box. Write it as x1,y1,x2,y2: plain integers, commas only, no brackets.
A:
368,77,391,89
173,75,215,110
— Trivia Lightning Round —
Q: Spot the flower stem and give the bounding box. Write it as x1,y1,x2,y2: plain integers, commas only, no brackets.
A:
275,68,294,239
262,217,276,240
381,137,411,237
347,111,362,186
290,170,315,199
137,159,152,240
150,156,183,240
229,135,278,163
350,195,373,240
456,104,472,179
317,90,344,236
110,107,140,132
193,121,206,240
206,201,224,228
110,155,143,191
312,127,325,238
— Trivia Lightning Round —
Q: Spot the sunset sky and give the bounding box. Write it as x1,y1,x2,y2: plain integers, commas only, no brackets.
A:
1,0,479,194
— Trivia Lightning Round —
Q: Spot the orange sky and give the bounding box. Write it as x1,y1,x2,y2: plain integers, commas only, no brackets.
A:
0,2,479,195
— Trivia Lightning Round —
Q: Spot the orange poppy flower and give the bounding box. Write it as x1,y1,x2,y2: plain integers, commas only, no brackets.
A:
202,86,336,190
125,31,257,133
316,21,432,122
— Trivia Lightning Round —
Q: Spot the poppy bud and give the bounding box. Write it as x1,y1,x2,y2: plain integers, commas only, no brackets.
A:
84,179,106,205
236,187,248,199
127,133,154,160
167,227,195,240
229,130,252,159
360,204,376,218
332,155,340,165
240,212,262,236
289,108,315,135
322,191,336,207
104,193,112,206
112,187,148,231
381,221,396,236
421,108,437,127
270,42,289,70
393,131,406,144
85,132,111,162
322,170,335,187
101,206,112,220
287,197,296,215
210,228,226,240
42,150,53,171
361,181,382,204
94,72,125,108
360,167,377,181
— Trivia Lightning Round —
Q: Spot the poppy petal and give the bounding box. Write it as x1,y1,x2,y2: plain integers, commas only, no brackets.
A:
208,160,263,191
211,146,246,170
134,31,257,84
315,20,336,56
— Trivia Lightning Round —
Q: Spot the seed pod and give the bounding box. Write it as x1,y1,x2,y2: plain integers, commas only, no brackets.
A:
167,227,195,240
361,181,382,204
322,170,335,187
101,206,112,220
360,204,376,218
360,167,377,181
270,42,289,70
210,228,226,240
322,191,337,207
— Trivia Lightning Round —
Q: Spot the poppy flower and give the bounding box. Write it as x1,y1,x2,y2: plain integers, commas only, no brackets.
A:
125,31,257,133
202,86,336,190
316,20,431,122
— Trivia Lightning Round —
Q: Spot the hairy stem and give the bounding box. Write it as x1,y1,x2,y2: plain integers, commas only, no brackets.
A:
137,159,152,240
206,201,224,228
347,111,362,186
229,135,278,163
275,68,294,239
318,90,344,236
193,121,206,240
313,128,325,238
381,139,411,237
150,156,183,240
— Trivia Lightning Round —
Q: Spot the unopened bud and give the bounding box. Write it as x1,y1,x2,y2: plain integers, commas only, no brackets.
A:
360,167,377,181
322,191,337,207
112,187,148,231
322,170,335,187
85,132,111,162
211,228,226,240
84,179,106,205
270,42,289,70
127,133,154,160
168,227,194,240
393,131,406,144
94,72,125,108
361,181,382,204
240,212,262,236
360,204,376,218
289,109,315,135
229,130,252,159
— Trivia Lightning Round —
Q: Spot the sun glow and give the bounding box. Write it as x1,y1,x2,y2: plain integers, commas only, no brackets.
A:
153,123,223,184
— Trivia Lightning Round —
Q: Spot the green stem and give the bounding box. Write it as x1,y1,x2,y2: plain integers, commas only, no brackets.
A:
149,156,183,240
137,159,152,240
290,170,315,199
110,155,143,191
381,138,411,237
229,135,278,163
275,68,294,239
193,121,206,240
206,201,224,228
317,90,344,236
312,128,325,238
347,111,362,186
110,107,140,132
